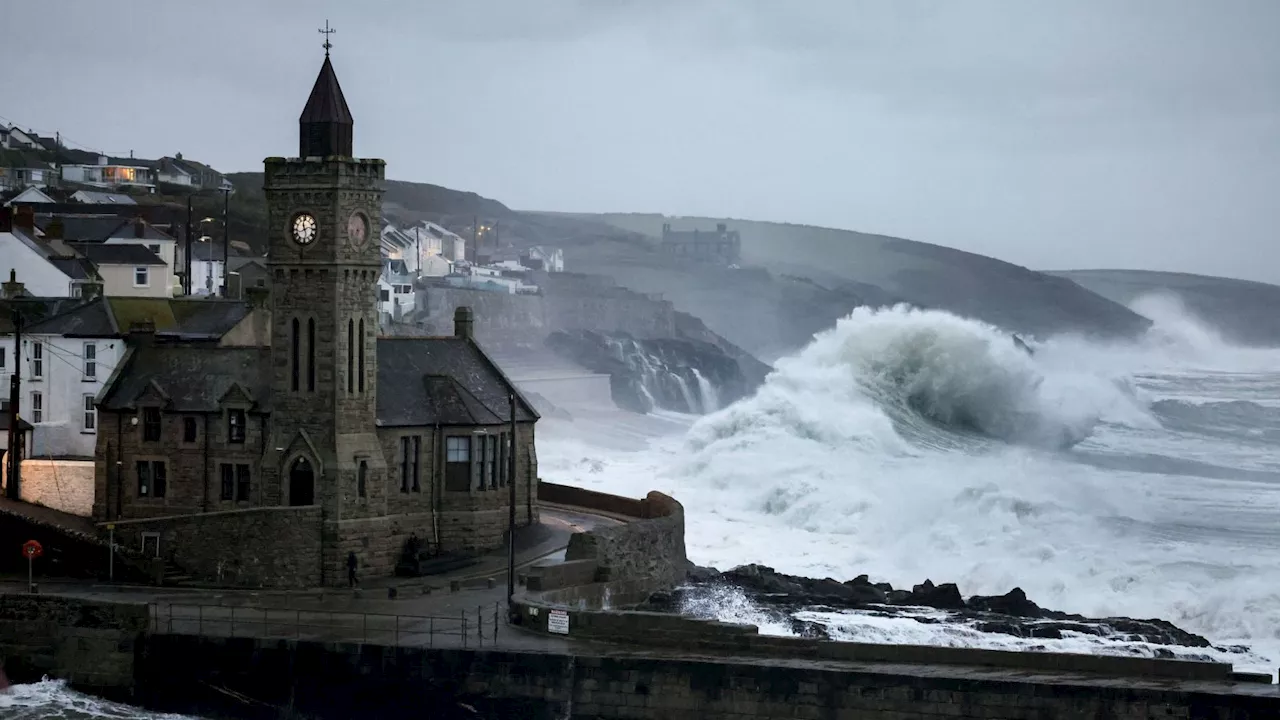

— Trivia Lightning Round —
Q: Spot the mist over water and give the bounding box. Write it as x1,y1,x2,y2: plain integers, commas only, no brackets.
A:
540,297,1280,675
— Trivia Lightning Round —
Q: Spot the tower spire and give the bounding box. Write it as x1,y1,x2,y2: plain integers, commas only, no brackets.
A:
319,20,335,57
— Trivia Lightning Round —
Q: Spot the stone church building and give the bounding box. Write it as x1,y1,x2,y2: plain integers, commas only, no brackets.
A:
91,51,539,587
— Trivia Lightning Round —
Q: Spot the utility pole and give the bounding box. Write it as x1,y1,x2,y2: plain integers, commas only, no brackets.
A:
6,305,23,500
507,392,518,617
184,194,193,295
471,215,478,264
221,188,230,297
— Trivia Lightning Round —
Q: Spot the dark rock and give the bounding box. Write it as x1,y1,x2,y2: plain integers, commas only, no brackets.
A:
899,581,966,610
686,565,722,584
967,587,1042,618
545,329,765,414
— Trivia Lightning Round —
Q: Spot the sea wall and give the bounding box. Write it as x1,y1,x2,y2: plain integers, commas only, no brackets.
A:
99,506,323,588
135,633,1280,720
529,482,687,605
0,594,148,699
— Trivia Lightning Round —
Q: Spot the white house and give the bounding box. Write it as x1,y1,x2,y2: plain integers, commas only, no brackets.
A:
522,246,565,272
378,258,415,319
61,156,156,192
48,217,181,296
0,226,97,298
188,241,226,296
3,127,40,150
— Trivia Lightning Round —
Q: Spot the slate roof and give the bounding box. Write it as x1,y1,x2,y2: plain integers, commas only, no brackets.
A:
70,242,166,266
72,191,136,205
300,56,354,125
23,297,252,338
99,345,271,412
0,297,88,334
47,256,95,280
376,337,538,427
39,215,171,242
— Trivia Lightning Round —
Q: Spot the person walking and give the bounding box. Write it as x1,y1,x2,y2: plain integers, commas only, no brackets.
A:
347,551,358,588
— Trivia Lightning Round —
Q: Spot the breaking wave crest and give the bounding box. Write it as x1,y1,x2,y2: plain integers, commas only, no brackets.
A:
688,304,1149,455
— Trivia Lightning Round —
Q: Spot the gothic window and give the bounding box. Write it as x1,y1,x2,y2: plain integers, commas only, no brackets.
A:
347,319,355,393
358,318,366,393
357,459,368,498
291,317,300,391
307,318,316,392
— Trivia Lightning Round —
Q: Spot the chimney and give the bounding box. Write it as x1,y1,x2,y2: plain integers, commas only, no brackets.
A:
0,206,11,233
80,281,103,301
134,218,145,238
1,270,25,299
44,217,64,240
13,206,34,232
127,319,156,346
453,306,474,340
244,284,270,309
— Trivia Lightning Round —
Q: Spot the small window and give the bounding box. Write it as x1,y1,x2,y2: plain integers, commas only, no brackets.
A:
30,391,43,423
182,416,198,443
83,342,96,379
220,463,234,501
486,434,497,489
357,459,368,498
142,407,161,442
236,464,251,501
82,395,96,432
471,435,484,491
399,436,411,493
134,267,149,287
137,461,151,497
379,288,390,302
148,243,161,255
498,432,507,487
227,409,246,443
444,436,470,492
30,341,42,379
411,435,421,492
0,346,6,370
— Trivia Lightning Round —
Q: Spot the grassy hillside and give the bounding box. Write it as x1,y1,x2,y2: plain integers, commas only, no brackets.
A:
570,212,1151,340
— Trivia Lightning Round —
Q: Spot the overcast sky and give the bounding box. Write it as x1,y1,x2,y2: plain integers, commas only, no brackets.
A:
3,1,1277,282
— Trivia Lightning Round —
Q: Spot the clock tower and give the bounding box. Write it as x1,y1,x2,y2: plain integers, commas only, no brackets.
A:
262,40,387,582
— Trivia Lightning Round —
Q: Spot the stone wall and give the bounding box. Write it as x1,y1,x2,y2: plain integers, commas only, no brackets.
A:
525,483,686,606
135,634,1280,720
15,458,95,517
103,506,322,587
0,595,148,699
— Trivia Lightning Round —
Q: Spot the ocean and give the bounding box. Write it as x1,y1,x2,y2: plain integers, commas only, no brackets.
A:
8,297,1279,718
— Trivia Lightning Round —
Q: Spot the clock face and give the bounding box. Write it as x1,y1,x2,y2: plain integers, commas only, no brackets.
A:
291,213,318,246
347,212,368,246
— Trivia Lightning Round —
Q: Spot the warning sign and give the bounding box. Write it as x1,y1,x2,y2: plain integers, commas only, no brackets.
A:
547,609,569,635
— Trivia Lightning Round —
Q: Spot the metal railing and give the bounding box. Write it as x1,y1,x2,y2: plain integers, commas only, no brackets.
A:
151,602,503,649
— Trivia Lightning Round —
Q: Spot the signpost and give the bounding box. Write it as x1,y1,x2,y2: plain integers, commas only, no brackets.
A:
22,540,42,593
107,523,115,581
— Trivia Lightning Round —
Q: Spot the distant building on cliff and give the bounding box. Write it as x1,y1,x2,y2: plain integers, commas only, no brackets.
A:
89,45,539,588
660,222,741,265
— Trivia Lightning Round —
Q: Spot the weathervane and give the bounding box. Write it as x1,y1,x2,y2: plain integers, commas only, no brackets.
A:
319,20,335,56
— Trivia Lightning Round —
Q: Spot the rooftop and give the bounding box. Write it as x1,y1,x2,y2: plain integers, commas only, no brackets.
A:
69,242,166,266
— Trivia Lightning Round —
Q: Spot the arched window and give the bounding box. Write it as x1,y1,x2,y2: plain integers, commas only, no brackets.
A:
306,318,316,392
290,317,300,391
358,318,366,393
347,319,355,393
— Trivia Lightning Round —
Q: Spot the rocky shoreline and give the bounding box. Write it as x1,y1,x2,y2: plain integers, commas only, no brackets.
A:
642,564,1242,657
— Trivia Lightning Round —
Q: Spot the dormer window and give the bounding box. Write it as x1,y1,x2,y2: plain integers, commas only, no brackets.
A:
227,409,246,444
142,407,161,442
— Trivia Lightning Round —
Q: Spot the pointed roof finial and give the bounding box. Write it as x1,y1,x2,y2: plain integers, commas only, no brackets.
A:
319,20,335,57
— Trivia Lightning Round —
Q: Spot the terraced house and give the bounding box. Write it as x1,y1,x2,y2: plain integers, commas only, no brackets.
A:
90,49,539,588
